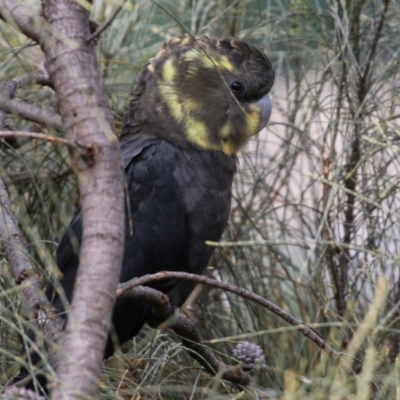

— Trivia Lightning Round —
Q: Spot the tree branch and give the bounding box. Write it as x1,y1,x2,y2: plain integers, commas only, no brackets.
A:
0,94,63,132
171,312,251,385
0,131,77,149
0,69,52,129
0,0,44,43
120,286,251,385
87,5,124,43
0,177,65,382
37,1,125,398
2,0,125,397
117,272,338,356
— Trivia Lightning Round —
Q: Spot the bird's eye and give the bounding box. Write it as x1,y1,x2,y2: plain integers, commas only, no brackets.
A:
230,80,245,94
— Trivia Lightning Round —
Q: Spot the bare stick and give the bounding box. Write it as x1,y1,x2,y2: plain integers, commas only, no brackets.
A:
0,131,77,149
87,5,124,43
120,286,251,385
117,271,337,356
0,68,58,144
39,1,125,397
171,311,251,385
0,94,63,131
0,0,43,43
0,177,65,378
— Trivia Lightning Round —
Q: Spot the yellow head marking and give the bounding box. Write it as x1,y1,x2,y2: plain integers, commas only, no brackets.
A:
185,118,215,150
148,62,155,73
170,37,182,44
184,50,200,76
184,49,233,75
221,141,236,156
186,98,202,113
199,53,233,71
159,84,184,123
184,49,200,62
163,58,177,83
219,121,232,139
182,36,192,46
218,122,237,155
246,104,261,136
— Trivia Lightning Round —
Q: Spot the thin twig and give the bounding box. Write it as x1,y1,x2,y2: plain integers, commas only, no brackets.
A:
87,5,123,42
0,131,77,148
117,271,338,356
358,0,391,101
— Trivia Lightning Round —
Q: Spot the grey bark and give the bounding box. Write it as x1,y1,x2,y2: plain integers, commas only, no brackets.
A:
0,93,63,132
0,177,65,379
1,0,125,398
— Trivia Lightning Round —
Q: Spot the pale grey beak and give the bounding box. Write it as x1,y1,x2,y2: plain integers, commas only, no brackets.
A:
256,93,272,132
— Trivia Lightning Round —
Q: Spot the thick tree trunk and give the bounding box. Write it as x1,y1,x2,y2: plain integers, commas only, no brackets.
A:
39,2,125,398
1,0,125,398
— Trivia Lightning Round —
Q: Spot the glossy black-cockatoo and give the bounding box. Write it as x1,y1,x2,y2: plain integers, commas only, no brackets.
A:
16,34,274,388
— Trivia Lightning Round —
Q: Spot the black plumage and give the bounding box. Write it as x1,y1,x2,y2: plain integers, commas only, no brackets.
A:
15,34,274,387
51,135,236,356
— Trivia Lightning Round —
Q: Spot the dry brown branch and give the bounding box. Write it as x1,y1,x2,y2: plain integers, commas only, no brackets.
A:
0,70,52,130
0,131,76,148
0,0,43,43
117,271,338,356
120,286,251,385
0,70,51,97
171,311,251,385
0,94,63,132
2,0,125,397
87,5,124,43
37,1,125,397
0,176,65,383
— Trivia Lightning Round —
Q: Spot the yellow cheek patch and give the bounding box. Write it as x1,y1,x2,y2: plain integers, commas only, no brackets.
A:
219,121,232,139
185,118,216,150
221,140,236,156
219,122,239,155
162,58,177,83
246,104,261,136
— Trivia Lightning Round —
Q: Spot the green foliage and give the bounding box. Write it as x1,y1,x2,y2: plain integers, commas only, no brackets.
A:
1,0,400,398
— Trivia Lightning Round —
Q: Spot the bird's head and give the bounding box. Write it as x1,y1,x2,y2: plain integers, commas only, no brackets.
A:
122,35,274,156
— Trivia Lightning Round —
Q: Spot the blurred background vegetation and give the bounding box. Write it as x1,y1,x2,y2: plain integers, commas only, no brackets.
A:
1,0,400,398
